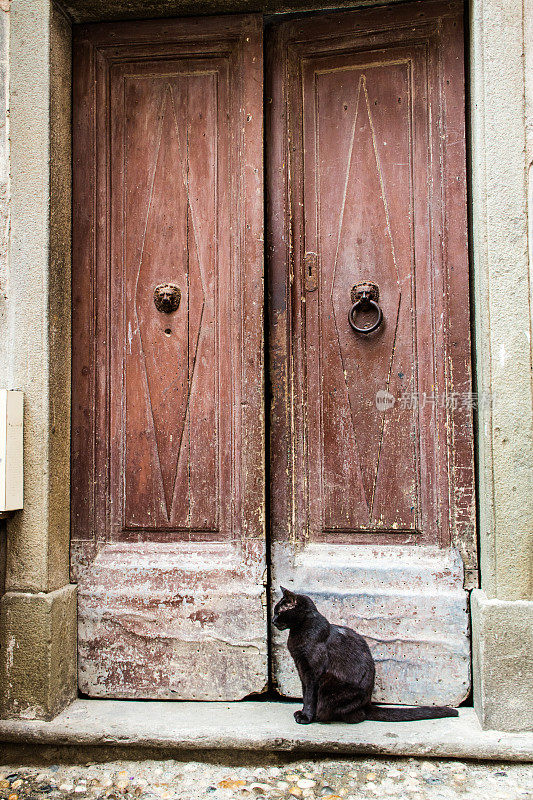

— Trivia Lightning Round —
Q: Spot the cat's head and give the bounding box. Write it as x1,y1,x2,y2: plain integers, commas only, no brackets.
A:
272,587,315,630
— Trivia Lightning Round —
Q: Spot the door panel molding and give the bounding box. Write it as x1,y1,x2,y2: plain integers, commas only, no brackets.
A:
267,0,475,564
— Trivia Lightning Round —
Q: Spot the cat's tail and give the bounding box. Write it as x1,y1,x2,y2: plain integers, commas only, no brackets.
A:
365,704,459,722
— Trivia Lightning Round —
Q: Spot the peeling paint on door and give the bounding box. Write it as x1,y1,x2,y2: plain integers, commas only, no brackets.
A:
71,16,266,700
272,544,470,705
267,2,476,706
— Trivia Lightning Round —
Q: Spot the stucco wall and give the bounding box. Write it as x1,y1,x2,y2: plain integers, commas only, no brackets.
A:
471,0,533,605
469,0,533,731
0,0,77,720
0,3,10,600
0,3,8,308
527,0,533,385
3,0,72,596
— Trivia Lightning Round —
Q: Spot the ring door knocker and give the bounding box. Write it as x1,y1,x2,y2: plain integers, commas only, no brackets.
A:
348,281,384,334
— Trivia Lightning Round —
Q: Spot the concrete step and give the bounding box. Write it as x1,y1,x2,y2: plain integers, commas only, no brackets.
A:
0,701,532,761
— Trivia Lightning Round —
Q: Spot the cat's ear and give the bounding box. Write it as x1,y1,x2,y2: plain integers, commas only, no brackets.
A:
280,586,296,599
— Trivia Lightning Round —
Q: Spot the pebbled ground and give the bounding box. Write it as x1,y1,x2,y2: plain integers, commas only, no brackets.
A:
0,757,532,800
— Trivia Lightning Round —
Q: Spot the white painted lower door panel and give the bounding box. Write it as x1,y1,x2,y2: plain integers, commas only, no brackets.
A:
272,544,469,706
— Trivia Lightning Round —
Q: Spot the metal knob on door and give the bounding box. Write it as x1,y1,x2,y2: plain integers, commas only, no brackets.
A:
153,283,181,314
348,281,383,334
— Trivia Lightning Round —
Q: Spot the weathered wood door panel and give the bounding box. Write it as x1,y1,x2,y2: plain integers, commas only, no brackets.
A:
71,16,265,699
267,1,476,705
72,3,475,703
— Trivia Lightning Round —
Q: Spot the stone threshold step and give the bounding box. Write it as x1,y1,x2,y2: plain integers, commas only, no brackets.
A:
0,701,532,762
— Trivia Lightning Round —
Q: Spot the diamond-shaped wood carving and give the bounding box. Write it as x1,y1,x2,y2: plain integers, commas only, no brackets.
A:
331,75,401,518
135,85,205,520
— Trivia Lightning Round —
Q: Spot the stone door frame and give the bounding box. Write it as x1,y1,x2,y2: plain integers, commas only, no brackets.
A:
0,0,531,731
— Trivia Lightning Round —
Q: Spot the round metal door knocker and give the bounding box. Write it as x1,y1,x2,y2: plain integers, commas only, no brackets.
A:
153,283,181,314
348,281,384,334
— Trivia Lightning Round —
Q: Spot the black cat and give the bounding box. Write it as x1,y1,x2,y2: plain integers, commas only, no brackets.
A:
273,587,459,724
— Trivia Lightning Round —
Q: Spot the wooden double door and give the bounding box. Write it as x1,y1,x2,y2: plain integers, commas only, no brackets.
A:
71,2,475,703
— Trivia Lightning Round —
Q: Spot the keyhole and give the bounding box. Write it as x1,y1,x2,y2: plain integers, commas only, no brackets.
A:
164,328,172,336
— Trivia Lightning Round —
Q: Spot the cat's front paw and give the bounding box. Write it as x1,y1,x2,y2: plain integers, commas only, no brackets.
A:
294,710,313,725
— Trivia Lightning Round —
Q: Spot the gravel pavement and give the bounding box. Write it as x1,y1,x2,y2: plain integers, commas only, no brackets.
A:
0,756,531,800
